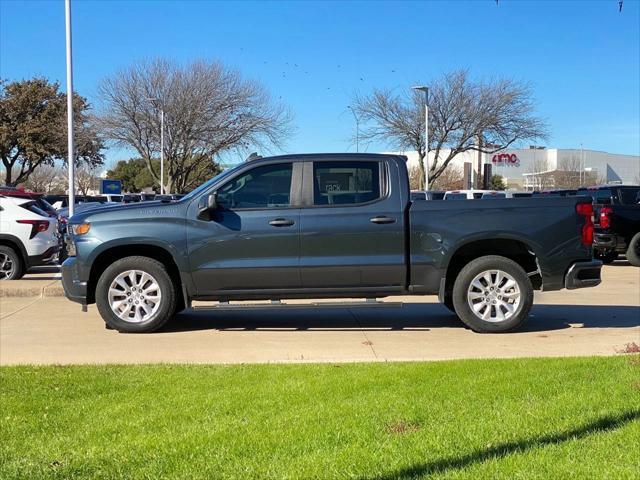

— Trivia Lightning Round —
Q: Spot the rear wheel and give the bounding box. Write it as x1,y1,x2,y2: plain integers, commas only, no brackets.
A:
95,256,177,333
452,255,533,333
0,246,24,280
626,233,640,267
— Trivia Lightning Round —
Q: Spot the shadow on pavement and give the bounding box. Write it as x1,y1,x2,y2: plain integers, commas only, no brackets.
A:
162,303,640,333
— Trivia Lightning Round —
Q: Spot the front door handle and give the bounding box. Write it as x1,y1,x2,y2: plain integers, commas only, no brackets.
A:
370,216,396,224
269,218,295,227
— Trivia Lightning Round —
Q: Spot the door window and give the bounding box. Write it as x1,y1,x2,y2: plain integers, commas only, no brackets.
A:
217,163,293,209
313,161,381,205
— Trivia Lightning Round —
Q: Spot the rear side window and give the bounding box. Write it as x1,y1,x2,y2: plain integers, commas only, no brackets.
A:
19,201,48,217
217,163,293,209
618,188,640,205
313,161,381,205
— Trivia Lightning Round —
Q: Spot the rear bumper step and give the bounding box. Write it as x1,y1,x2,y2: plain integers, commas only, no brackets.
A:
564,260,602,290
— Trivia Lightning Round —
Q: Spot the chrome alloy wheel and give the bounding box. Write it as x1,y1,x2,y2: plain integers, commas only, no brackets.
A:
108,270,162,323
0,252,15,280
467,269,521,322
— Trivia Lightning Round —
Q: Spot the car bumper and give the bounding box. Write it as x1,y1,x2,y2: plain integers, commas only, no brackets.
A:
61,256,88,305
27,246,61,268
564,260,602,290
594,233,627,252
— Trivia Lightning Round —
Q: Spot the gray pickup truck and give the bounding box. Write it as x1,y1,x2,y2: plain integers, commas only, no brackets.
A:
62,154,601,333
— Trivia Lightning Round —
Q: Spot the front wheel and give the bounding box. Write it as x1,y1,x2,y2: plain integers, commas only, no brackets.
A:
452,255,534,333
95,256,177,333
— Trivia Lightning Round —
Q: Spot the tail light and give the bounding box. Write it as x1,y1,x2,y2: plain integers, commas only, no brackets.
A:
576,203,593,246
16,220,50,239
599,207,613,229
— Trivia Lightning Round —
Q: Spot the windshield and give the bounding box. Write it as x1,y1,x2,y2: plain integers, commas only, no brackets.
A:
180,164,245,202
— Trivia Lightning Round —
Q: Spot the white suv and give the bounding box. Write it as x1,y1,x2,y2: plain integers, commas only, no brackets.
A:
0,196,60,280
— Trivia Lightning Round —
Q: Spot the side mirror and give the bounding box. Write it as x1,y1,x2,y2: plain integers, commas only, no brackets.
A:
197,192,218,220
207,192,218,210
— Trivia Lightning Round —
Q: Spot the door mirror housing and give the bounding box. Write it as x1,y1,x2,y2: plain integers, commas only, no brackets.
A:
197,192,218,220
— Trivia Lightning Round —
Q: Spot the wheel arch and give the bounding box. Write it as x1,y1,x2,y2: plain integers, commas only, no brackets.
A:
443,237,541,298
0,234,28,268
87,244,187,309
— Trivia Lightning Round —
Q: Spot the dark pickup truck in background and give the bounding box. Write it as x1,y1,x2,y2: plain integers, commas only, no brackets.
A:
62,154,601,334
577,185,640,266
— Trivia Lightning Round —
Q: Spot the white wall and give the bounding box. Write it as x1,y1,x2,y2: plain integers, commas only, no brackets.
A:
398,148,639,186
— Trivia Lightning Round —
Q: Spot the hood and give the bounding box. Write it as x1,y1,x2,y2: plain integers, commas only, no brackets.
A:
69,200,185,224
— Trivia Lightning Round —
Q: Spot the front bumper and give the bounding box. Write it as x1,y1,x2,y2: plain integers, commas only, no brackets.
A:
564,260,602,290
61,256,88,305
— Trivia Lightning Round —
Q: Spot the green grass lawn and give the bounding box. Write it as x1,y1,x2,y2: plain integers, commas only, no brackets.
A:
1,357,639,479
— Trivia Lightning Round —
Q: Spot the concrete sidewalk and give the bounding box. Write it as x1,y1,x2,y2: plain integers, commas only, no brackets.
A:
0,267,63,298
1,263,638,365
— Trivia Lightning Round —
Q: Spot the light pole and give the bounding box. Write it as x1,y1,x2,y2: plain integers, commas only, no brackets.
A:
64,0,75,216
147,98,165,194
347,106,360,152
412,86,429,190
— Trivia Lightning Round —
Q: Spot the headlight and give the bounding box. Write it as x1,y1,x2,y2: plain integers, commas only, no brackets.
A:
72,223,91,235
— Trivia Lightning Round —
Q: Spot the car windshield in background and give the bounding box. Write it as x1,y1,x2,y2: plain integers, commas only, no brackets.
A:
445,193,467,200
618,187,640,205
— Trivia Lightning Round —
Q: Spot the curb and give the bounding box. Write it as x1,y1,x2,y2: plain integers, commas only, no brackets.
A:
0,279,65,298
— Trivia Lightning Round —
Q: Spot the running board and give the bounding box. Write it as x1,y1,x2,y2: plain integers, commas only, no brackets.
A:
192,299,403,310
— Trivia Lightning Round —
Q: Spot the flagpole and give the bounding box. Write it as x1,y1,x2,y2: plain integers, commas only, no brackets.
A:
65,0,76,216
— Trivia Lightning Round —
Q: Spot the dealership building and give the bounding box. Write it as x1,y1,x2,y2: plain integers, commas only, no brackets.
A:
401,147,639,190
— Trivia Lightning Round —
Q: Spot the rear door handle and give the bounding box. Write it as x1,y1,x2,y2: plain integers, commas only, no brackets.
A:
370,216,396,224
269,218,295,227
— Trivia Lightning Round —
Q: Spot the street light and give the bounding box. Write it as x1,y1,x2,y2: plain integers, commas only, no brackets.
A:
347,106,360,152
64,0,75,216
146,98,165,195
412,86,429,190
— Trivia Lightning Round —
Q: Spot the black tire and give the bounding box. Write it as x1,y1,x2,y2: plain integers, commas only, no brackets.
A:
626,233,640,267
95,256,177,333
594,249,618,264
452,255,534,333
0,245,24,280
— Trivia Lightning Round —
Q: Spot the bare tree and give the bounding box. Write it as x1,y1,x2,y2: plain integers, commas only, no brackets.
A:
430,164,464,191
24,165,60,193
555,155,583,189
98,59,292,193
76,164,101,196
351,70,548,188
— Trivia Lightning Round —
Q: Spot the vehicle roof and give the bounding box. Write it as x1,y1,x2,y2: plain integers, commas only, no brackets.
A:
0,188,43,198
0,195,32,206
244,153,408,162
578,185,640,190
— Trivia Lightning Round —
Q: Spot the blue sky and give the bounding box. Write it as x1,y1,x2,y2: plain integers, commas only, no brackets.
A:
1,0,639,168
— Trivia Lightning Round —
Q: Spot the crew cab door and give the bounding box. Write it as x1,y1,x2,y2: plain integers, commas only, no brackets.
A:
187,161,302,295
298,158,406,290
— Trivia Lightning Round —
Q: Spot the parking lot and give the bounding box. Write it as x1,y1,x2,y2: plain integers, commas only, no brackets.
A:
0,262,637,365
